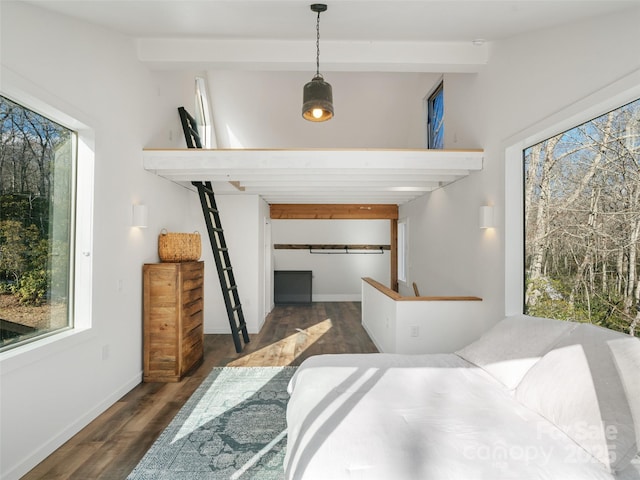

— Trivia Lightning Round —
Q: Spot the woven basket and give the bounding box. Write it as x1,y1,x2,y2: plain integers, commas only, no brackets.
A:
158,230,201,262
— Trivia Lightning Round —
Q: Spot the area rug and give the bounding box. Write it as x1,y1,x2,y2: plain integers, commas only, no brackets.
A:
127,366,297,480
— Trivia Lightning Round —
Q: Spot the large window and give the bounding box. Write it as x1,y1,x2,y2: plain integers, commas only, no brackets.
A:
0,95,75,350
427,82,444,149
523,97,640,337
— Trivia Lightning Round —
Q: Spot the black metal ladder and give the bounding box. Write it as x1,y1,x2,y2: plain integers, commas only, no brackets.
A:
178,106,249,353
192,181,250,353
178,106,202,148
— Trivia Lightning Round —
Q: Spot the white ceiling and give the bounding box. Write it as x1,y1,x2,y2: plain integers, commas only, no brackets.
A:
20,1,640,44
21,1,640,74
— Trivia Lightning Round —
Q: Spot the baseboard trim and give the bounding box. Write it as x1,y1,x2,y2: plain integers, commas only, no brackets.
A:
5,372,142,480
312,294,361,302
362,323,386,353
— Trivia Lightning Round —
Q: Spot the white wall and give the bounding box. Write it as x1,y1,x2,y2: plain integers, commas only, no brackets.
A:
3,3,640,478
361,281,397,352
362,280,485,354
139,68,274,335
0,3,193,478
146,70,214,149
186,193,270,334
259,199,273,329
272,219,390,301
401,7,640,336
207,70,440,148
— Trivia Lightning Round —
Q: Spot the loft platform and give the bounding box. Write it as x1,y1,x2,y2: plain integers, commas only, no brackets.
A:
142,148,483,205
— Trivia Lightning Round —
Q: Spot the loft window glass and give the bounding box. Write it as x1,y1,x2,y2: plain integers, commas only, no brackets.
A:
427,82,444,149
195,76,216,148
523,97,640,337
0,95,76,351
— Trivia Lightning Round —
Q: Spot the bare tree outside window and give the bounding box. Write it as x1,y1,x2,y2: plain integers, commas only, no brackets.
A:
524,98,640,337
0,95,75,350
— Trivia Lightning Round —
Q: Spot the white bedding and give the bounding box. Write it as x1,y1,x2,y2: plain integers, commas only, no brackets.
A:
284,353,619,480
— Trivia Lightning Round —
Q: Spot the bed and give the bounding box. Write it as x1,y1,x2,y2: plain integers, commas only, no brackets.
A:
284,315,640,479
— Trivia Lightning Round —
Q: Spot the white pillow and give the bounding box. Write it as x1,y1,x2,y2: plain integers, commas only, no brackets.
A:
516,324,640,473
456,314,577,389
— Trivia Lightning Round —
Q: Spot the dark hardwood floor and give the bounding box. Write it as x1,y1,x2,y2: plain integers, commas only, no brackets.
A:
22,302,378,479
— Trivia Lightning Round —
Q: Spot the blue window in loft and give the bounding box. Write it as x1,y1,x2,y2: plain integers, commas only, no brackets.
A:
428,82,444,149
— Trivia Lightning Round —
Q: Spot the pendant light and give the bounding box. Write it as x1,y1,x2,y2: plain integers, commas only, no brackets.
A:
302,4,333,122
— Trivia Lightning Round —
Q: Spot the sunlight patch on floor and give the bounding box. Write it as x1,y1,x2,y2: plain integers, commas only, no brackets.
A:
227,318,334,367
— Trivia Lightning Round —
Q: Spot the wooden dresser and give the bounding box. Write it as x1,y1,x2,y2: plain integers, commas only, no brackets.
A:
143,261,204,382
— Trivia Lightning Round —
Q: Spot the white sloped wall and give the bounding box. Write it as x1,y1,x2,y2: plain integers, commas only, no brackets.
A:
0,3,193,478
400,6,640,335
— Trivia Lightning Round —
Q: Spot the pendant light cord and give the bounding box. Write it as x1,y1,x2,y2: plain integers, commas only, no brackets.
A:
315,10,321,76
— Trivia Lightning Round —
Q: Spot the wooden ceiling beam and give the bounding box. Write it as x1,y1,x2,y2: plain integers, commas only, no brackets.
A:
270,204,398,220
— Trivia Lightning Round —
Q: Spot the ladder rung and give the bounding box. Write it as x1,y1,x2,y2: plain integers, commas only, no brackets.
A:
189,132,248,353
193,179,249,354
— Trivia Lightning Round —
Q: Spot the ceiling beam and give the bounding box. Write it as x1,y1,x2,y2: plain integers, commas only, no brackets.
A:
136,38,489,72
270,204,398,220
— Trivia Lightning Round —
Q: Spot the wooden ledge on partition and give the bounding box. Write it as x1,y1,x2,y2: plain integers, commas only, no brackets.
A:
362,277,482,302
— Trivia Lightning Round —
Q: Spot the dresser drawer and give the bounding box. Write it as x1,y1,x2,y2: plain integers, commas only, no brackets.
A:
182,325,204,374
143,261,204,382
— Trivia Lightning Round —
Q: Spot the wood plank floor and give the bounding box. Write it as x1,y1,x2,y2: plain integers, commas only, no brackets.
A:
22,302,378,480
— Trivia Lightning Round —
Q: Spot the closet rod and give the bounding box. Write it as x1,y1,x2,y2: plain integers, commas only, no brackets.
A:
274,244,390,250
274,244,389,254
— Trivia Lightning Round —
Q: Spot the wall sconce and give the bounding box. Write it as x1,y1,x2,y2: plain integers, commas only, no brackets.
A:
479,205,494,229
132,204,148,228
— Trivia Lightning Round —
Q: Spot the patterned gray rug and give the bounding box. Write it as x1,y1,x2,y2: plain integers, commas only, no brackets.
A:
127,366,297,480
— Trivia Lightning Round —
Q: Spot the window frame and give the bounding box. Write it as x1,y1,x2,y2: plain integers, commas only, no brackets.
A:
0,95,78,351
426,81,444,149
505,70,640,317
522,97,640,331
0,69,94,363
195,76,216,149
